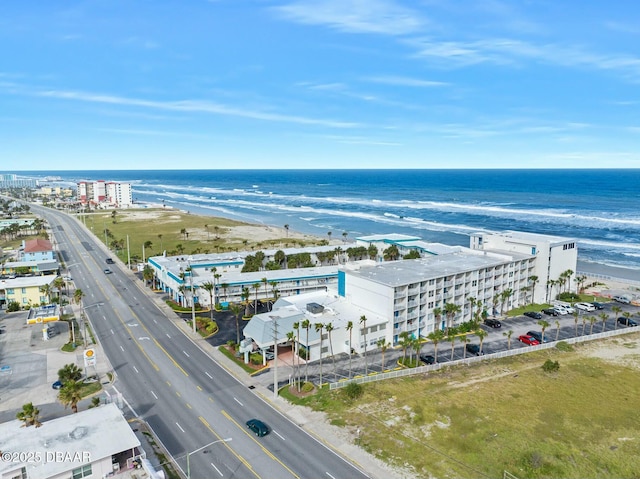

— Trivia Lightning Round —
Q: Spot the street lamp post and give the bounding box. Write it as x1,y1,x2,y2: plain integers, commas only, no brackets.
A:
186,438,231,479
81,302,104,348
188,258,196,334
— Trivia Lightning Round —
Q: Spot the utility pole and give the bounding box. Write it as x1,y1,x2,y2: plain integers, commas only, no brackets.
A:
273,318,278,399
188,258,196,334
126,234,131,270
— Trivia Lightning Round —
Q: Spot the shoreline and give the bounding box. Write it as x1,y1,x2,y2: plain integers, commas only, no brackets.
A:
132,202,640,288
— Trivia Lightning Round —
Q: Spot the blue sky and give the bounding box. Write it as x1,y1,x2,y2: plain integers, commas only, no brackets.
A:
2,0,639,170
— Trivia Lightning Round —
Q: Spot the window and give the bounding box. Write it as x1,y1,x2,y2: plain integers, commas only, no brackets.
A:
428,290,434,297
428,301,434,308
472,280,477,287
379,323,386,330
428,279,435,285
321,346,328,354
72,464,92,479
22,298,28,304
6,288,14,295
369,325,378,332
21,288,27,294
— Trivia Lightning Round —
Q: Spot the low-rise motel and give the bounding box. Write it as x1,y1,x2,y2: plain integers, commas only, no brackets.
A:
148,231,577,361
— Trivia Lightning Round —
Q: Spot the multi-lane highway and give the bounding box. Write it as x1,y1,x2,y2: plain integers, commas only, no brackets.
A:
34,204,370,479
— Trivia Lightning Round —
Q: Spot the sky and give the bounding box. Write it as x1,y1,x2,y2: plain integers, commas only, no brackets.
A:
1,0,640,170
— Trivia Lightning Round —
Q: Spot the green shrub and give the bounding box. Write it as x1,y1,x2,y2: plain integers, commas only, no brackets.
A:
6,301,20,312
301,381,315,393
344,381,364,400
555,341,574,352
557,292,580,302
542,359,560,373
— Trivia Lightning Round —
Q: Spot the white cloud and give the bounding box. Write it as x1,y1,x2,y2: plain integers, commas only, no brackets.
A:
273,0,424,35
366,75,448,87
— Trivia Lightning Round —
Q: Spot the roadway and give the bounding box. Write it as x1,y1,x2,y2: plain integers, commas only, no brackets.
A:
33,204,370,479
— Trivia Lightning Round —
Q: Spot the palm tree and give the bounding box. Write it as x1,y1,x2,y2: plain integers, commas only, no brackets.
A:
39,283,52,304
293,321,301,390
427,330,444,362
241,287,251,317
16,402,41,428
612,306,622,330
53,276,65,299
444,303,461,333
573,311,580,336
360,315,368,375
529,275,539,303
599,312,608,332
546,279,555,303
398,331,411,363
221,283,229,303
538,320,550,343
574,274,587,294
447,327,459,361
58,380,83,413
346,320,353,379
327,231,332,243
302,319,311,383
503,329,514,350
157,233,163,252
58,363,83,383
412,337,423,366
252,282,261,313
229,303,243,347
377,338,390,371
73,288,85,305
315,322,324,386
500,288,514,315
261,277,269,310
324,322,336,381
342,231,348,243
284,224,289,237
433,307,443,330
461,335,470,359
201,281,215,320
588,316,597,335
555,320,561,341
582,316,587,335
476,329,488,355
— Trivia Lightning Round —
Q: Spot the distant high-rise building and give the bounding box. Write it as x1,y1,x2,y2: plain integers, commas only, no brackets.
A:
77,180,132,207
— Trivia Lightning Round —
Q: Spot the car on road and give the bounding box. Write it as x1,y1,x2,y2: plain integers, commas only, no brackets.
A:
617,317,638,327
103,268,112,274
106,258,115,264
419,354,436,365
591,302,605,310
52,380,63,389
518,334,540,346
575,302,596,312
62,275,73,282
246,418,269,437
542,308,559,316
613,296,631,304
526,331,546,343
483,318,501,328
466,343,483,356
523,311,542,319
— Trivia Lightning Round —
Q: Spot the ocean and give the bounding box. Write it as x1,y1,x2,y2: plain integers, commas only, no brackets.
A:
14,169,640,281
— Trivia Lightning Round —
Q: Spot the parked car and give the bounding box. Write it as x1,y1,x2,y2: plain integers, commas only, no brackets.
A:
483,318,501,328
554,304,575,314
52,380,63,390
552,307,568,315
246,418,269,437
465,343,483,356
62,275,73,282
523,311,542,319
613,296,631,304
419,354,436,365
591,302,605,310
542,308,559,316
617,317,638,327
518,334,540,346
575,302,596,312
526,330,545,343
103,268,112,274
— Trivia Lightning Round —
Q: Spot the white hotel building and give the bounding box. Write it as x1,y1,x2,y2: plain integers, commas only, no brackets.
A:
147,230,577,363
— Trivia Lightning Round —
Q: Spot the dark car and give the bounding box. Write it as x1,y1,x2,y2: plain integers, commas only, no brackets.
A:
542,308,559,316
103,268,112,274
419,354,436,365
483,318,501,328
591,302,605,310
518,334,540,346
466,343,483,356
105,258,115,264
617,317,638,327
526,331,545,343
523,311,543,319
246,418,269,437
52,380,63,390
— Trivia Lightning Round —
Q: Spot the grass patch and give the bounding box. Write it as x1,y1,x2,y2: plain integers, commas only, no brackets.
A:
61,342,77,352
293,336,640,479
79,381,102,398
217,345,260,374
507,303,551,317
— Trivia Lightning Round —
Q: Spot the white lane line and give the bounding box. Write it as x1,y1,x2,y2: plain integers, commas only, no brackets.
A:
183,350,190,358
326,473,336,479
205,372,213,379
133,366,139,373
153,319,157,324
233,397,243,406
166,333,171,338
211,463,223,477
176,422,185,433
274,430,285,441
120,345,124,352
110,329,114,335
151,391,158,400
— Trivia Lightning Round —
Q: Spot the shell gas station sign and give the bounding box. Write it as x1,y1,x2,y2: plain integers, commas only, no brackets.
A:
83,348,96,367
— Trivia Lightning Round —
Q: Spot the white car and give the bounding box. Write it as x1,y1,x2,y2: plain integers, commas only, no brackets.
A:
553,307,568,315
575,302,596,312
613,295,631,304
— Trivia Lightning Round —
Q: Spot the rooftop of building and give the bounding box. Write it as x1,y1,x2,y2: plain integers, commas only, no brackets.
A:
0,275,56,289
23,238,52,253
355,233,422,242
346,250,528,287
478,230,575,245
0,403,140,479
